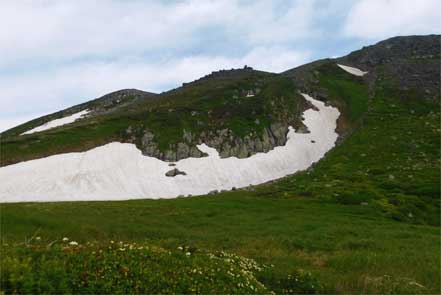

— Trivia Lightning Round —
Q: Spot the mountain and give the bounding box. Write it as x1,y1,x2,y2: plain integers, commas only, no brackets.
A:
1,35,440,294
0,35,439,209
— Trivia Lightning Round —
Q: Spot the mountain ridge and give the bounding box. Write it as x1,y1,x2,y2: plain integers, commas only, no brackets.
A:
1,35,439,168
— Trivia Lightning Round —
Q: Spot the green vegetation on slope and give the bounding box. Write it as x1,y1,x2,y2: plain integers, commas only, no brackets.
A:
267,65,440,226
1,38,440,294
315,62,370,122
1,195,439,294
1,70,305,165
1,241,272,294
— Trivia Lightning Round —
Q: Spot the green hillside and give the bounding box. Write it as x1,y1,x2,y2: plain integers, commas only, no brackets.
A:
1,35,440,294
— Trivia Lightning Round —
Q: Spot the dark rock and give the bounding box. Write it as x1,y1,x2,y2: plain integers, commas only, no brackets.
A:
165,168,187,177
296,124,310,134
140,130,161,159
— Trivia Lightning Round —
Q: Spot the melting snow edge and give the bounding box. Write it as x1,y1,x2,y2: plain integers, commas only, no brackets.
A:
1,94,340,202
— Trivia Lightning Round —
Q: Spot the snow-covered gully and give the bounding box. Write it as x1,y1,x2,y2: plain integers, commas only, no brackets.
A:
0,94,340,203
337,64,368,76
21,109,90,135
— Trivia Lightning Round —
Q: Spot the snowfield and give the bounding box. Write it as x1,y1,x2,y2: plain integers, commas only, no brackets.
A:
337,64,368,76
1,94,340,203
21,110,90,135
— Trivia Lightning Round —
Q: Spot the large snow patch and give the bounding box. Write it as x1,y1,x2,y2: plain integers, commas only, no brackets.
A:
1,94,339,203
337,64,368,76
21,110,90,135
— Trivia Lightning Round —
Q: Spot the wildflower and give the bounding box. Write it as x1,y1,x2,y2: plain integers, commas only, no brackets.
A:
118,248,126,251
62,237,69,242
35,236,41,241
186,252,191,256
69,241,79,246
177,246,183,250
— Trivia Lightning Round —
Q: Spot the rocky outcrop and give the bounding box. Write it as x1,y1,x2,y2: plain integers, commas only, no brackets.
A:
137,130,205,161
133,119,309,162
338,35,440,102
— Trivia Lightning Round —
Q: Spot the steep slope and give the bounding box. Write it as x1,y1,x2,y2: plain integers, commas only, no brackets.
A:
2,89,156,138
276,34,441,225
1,68,309,166
0,35,439,208
0,94,339,202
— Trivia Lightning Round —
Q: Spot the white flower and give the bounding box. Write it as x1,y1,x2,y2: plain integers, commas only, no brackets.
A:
35,236,41,241
177,246,183,250
185,252,191,256
62,237,69,242
69,241,79,246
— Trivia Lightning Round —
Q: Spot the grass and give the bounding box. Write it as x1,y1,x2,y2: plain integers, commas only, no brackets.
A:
1,240,271,294
1,194,439,293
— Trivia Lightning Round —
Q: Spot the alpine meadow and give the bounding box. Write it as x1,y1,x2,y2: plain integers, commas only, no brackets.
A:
0,2,440,294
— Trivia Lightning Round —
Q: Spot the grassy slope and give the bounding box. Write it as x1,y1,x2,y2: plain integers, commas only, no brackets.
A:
314,62,370,123
1,71,305,166
1,195,439,293
268,63,440,225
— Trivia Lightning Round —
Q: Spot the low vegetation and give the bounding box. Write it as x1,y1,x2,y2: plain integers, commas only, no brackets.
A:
1,240,272,294
1,194,439,294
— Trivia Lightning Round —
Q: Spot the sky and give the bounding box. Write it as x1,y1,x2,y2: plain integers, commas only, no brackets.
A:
0,0,440,132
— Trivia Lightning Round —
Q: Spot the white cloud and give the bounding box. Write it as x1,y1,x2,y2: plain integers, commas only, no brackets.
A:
0,47,309,129
0,0,316,129
343,0,441,39
0,0,316,68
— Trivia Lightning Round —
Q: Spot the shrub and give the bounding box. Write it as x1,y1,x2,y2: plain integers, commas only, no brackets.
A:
1,240,269,294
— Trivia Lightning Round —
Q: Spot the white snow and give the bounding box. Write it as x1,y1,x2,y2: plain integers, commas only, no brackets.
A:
21,110,90,135
0,94,340,203
337,64,368,76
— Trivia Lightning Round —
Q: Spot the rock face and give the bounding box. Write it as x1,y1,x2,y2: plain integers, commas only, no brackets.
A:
138,130,205,161
338,35,440,102
134,119,309,161
203,122,290,158
340,35,440,67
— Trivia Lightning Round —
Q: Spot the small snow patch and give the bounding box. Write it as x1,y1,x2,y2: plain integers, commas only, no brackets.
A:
337,64,368,76
21,110,90,135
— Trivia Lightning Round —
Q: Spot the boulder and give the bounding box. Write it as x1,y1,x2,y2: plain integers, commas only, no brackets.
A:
165,168,187,177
